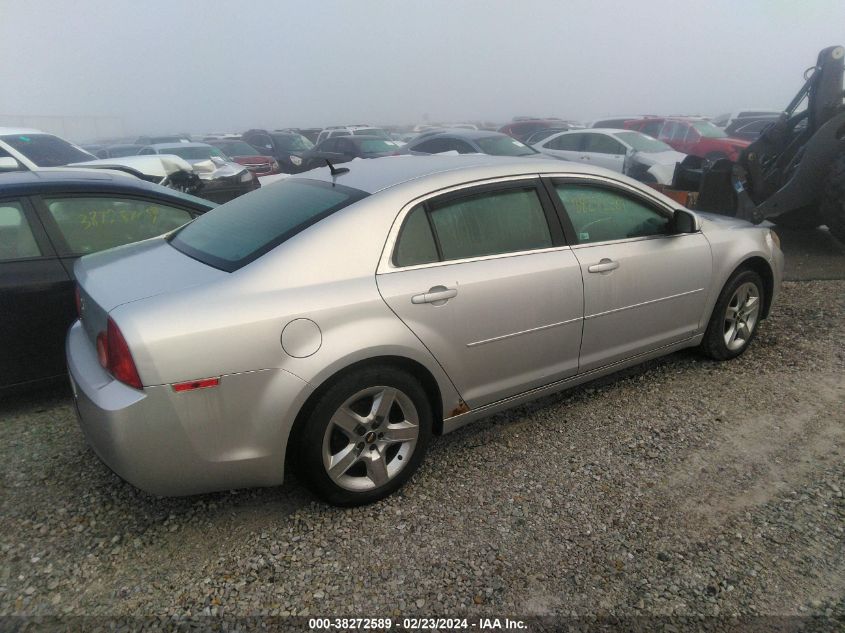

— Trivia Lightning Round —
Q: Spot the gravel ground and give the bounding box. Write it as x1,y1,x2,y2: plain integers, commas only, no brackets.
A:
1,280,843,625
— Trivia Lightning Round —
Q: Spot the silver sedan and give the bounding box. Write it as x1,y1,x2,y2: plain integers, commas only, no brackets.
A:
67,155,784,505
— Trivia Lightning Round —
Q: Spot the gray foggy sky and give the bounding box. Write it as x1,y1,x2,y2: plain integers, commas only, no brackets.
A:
2,0,844,136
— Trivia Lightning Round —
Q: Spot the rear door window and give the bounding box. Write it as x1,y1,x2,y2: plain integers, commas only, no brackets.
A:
44,196,195,255
546,133,585,151
0,201,41,260
428,187,552,261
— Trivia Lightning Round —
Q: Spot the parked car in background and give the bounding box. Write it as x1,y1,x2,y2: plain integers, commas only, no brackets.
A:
533,129,686,185
0,128,96,167
67,155,782,505
724,115,782,142
590,116,655,129
299,135,398,170
206,139,280,176
624,118,750,163
0,168,213,391
278,128,322,144
315,126,392,145
84,144,146,159
137,143,259,203
135,135,191,145
242,129,315,174
403,130,541,157
498,119,566,142
524,127,571,145
712,110,782,128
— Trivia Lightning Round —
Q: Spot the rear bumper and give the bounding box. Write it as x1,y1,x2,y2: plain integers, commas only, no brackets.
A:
67,320,312,496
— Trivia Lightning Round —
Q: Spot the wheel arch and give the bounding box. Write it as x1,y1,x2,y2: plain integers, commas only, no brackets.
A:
285,355,448,471
734,255,775,318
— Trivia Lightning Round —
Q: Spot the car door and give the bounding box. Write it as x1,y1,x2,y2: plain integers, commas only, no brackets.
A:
0,197,72,387
581,133,627,173
538,132,586,162
548,178,712,372
377,179,584,408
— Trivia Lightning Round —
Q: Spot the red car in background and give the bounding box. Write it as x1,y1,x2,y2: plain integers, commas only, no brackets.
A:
206,139,281,176
624,117,750,162
498,119,569,142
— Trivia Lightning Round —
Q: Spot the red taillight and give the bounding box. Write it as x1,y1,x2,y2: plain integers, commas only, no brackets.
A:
96,318,142,389
74,285,82,318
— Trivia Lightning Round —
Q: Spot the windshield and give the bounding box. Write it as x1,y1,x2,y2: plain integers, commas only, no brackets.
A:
614,131,673,152
170,178,367,271
272,134,314,151
1,133,95,167
162,146,228,160
691,121,728,138
359,139,396,154
475,135,538,156
217,141,262,156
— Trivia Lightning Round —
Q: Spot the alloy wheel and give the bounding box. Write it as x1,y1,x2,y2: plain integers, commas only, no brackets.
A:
723,281,761,351
321,386,419,491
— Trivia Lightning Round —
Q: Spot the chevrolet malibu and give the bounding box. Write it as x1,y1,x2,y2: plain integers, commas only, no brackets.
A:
67,155,784,506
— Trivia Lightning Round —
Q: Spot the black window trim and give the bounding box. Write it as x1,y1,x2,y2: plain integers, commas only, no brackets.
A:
542,176,680,247
31,192,204,258
390,178,567,269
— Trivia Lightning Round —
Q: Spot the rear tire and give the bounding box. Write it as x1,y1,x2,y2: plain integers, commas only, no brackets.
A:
820,151,845,242
699,269,765,361
297,366,433,506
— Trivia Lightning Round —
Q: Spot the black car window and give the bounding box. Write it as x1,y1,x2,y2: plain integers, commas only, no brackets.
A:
336,138,353,154
440,139,476,154
428,187,552,261
554,184,669,244
247,134,274,153
641,121,664,137
0,201,41,260
412,138,449,154
45,196,194,255
545,133,584,151
319,138,337,152
393,205,439,267
170,178,368,272
584,134,626,155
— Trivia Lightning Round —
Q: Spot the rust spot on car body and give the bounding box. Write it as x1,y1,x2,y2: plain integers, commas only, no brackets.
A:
449,400,470,417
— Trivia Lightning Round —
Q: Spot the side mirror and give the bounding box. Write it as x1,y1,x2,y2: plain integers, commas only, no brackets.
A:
672,208,699,233
0,156,23,171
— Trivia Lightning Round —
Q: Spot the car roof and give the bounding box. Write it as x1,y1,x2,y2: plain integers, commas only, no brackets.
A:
300,154,624,194
0,127,45,136
148,142,213,150
0,168,214,208
416,130,509,141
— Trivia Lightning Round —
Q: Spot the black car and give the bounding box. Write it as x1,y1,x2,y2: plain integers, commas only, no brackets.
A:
0,169,214,391
299,135,398,171
403,130,541,157
241,129,315,173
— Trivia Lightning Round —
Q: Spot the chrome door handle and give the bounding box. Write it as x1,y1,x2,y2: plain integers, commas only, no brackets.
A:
588,258,619,273
411,286,457,304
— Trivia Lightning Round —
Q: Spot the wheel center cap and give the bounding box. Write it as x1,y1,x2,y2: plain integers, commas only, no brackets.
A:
364,431,376,443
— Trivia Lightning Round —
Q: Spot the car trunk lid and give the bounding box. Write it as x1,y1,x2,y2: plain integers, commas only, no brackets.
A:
75,237,226,345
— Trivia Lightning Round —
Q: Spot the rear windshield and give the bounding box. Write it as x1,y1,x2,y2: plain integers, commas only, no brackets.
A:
475,135,538,156
1,133,95,167
359,139,395,154
169,178,367,271
272,134,314,151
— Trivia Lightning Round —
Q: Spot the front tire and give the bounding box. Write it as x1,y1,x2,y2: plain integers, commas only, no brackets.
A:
699,269,765,361
298,366,433,506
